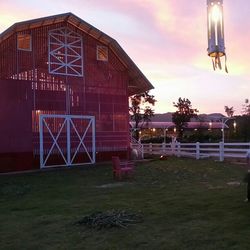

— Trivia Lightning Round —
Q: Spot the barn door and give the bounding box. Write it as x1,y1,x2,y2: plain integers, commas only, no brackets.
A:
39,114,95,168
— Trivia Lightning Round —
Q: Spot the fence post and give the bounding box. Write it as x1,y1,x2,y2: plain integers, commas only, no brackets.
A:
177,142,181,157
219,141,224,162
141,144,144,159
171,142,175,155
162,142,166,154
196,142,200,160
149,143,152,154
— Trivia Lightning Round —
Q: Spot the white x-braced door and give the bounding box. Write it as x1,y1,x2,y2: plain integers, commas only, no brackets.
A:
39,114,95,168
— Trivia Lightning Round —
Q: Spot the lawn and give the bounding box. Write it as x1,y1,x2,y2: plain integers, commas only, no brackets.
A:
1,157,250,250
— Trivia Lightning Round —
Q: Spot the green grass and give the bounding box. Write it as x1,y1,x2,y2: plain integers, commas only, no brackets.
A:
1,157,250,250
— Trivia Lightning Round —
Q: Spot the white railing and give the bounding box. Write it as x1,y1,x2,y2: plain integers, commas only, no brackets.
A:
142,142,250,161
131,137,144,159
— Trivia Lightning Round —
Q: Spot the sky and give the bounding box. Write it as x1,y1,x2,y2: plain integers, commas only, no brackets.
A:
1,0,250,115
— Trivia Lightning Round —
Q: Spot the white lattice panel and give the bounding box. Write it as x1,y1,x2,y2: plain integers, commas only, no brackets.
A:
48,27,83,76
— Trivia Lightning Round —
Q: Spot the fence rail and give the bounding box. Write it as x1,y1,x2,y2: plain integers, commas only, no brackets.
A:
142,142,250,161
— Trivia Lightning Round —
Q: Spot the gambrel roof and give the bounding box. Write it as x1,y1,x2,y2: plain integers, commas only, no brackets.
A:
0,12,154,95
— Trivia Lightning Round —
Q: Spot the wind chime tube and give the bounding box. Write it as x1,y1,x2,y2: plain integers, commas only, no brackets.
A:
207,0,228,72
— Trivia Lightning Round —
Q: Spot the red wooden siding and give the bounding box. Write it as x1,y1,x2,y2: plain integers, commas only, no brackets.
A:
0,20,130,170
0,79,33,172
0,79,32,153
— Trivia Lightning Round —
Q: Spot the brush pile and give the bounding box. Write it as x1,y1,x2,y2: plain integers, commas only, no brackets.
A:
77,209,143,229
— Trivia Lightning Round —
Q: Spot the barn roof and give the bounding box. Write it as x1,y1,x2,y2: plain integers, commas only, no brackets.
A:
0,12,154,95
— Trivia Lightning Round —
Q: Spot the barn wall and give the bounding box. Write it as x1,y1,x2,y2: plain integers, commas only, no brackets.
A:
0,79,33,172
0,21,130,171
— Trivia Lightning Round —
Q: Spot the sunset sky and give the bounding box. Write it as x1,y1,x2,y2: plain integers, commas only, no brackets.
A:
1,0,249,115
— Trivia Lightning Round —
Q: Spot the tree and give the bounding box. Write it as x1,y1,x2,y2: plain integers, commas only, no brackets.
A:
242,99,250,115
231,115,250,142
172,97,199,139
129,91,156,140
224,106,234,117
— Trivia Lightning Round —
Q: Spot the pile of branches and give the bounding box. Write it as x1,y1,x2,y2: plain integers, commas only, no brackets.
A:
76,209,143,229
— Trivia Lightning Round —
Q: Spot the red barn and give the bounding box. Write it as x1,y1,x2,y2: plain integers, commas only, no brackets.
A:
0,13,153,172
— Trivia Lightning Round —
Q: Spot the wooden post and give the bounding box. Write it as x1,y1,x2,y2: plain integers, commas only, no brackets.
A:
196,142,200,160
246,149,250,168
171,141,175,155
177,142,181,157
141,144,144,159
219,141,224,161
162,142,166,154
149,143,152,154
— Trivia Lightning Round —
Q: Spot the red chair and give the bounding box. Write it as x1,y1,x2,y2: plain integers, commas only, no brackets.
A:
112,156,135,180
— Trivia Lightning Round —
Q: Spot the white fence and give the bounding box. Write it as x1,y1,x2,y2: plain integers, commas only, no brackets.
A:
142,142,250,161
131,137,144,159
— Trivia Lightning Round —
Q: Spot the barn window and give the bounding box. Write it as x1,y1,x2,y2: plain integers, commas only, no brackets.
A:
48,27,83,77
17,33,32,51
97,46,108,61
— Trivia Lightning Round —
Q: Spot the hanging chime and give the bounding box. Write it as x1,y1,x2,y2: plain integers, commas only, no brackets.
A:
207,0,228,73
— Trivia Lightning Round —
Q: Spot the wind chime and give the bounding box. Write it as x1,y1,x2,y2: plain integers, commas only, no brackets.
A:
207,0,228,73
